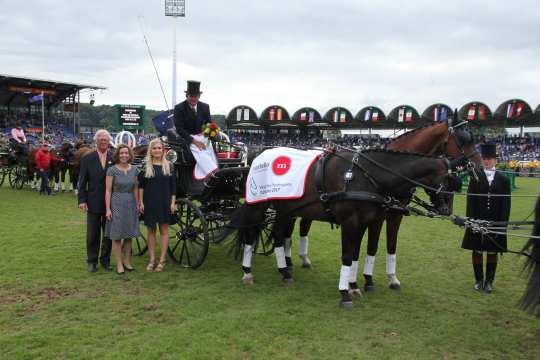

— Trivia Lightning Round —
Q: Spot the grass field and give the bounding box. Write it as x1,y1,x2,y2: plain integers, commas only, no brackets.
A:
1,177,540,359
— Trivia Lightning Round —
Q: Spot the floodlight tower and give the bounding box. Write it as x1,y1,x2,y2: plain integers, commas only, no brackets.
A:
165,0,185,107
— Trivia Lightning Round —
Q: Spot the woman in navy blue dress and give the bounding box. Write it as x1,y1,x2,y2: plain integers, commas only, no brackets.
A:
138,139,176,272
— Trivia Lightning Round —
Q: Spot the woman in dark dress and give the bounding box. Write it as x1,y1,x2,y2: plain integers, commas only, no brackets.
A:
138,139,176,272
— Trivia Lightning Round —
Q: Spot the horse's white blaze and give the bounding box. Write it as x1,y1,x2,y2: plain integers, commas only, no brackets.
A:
284,237,292,257
363,255,376,276
339,265,351,290
386,254,397,275
242,244,253,268
298,236,308,256
349,261,359,283
275,246,286,269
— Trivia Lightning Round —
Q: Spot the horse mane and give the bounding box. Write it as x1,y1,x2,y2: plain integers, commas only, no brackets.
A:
389,122,445,143
361,148,443,159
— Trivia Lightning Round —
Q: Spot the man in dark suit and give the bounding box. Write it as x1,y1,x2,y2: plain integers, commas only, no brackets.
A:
173,80,211,152
462,143,511,293
77,129,113,272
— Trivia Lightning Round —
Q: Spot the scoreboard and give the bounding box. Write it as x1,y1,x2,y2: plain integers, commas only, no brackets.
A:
113,104,145,130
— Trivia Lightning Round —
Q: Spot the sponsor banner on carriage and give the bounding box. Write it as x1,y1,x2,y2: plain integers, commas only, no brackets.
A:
246,147,323,204
190,134,218,180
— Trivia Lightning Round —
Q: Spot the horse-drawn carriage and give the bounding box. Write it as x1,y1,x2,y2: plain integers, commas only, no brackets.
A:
0,139,30,189
130,129,273,269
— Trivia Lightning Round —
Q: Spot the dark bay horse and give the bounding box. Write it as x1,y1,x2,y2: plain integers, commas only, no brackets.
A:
282,120,482,292
520,197,540,318
51,143,74,192
227,148,463,307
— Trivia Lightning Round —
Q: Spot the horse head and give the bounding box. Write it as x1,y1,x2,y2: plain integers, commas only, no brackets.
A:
424,173,462,216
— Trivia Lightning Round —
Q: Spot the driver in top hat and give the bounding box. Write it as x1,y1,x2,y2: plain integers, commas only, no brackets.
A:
173,80,211,151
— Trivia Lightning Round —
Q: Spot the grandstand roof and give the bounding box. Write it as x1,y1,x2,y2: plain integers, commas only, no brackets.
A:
0,73,106,108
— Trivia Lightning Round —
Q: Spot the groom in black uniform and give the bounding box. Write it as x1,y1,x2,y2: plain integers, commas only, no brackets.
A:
173,80,211,153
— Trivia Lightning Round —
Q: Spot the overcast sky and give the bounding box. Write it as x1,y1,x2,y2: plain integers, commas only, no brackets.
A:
1,0,539,116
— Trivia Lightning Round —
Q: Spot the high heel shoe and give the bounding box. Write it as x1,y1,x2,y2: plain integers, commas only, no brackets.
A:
154,261,166,273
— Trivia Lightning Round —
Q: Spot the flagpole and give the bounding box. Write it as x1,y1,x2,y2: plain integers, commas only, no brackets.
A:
41,91,45,142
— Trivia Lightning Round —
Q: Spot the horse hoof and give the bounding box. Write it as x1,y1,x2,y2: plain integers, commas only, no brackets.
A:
242,274,254,285
340,301,353,310
389,283,401,291
282,277,294,285
364,285,375,292
301,262,312,269
349,288,363,297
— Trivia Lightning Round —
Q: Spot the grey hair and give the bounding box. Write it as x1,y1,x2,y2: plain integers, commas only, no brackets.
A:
94,129,112,141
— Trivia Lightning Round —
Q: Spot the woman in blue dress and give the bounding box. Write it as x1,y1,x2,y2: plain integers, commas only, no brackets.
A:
138,139,176,272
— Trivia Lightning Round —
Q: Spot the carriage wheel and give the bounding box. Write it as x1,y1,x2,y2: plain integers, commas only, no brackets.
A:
8,167,16,188
14,167,26,190
0,168,5,187
255,209,275,256
167,198,209,269
132,221,148,256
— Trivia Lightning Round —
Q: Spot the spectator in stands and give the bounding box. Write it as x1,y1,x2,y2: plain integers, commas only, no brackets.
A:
77,129,114,273
35,142,62,195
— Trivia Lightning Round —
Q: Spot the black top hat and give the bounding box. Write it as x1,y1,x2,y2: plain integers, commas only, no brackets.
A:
480,143,497,158
185,80,202,96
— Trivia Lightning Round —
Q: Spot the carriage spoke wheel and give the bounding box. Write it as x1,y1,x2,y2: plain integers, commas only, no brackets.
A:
8,167,16,188
167,198,209,269
255,209,275,256
15,167,27,190
0,168,6,187
132,221,148,256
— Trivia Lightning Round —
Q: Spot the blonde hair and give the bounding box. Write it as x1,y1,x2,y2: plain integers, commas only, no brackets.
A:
144,138,171,178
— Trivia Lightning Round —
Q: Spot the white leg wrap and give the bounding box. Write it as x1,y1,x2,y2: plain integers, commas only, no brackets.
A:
242,245,253,268
61,183,65,191
298,236,308,256
339,265,351,290
70,184,74,191
284,237,292,257
54,183,59,191
349,261,359,283
386,254,397,275
363,255,376,276
275,246,286,269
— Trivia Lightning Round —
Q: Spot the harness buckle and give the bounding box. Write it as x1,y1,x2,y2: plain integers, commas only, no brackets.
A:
320,193,329,202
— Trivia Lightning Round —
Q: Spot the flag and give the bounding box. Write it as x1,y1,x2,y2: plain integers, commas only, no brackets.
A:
308,111,314,122
372,111,379,122
340,112,347,122
478,105,486,120
29,94,44,103
433,108,439,122
277,108,282,121
440,107,448,121
398,108,405,122
364,109,371,121
506,103,514,119
405,110,413,122
300,112,307,121
152,110,174,135
269,108,275,121
333,111,339,122
244,108,250,121
467,106,476,121
236,108,242,121
516,103,523,117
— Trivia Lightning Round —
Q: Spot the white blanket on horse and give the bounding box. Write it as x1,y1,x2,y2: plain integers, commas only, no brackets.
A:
246,147,323,204
190,134,218,180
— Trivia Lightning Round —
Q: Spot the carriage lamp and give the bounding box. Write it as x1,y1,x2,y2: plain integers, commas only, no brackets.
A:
165,149,178,163
344,170,354,181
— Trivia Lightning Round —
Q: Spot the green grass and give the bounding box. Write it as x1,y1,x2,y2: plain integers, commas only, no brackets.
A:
1,178,540,359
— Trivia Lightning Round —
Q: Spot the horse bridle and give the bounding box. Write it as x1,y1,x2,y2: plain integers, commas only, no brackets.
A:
442,121,480,181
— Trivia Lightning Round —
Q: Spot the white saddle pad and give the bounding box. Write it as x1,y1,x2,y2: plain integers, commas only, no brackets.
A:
190,134,218,180
246,147,323,204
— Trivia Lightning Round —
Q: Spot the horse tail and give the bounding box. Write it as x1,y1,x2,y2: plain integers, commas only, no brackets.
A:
519,196,540,318
220,202,270,259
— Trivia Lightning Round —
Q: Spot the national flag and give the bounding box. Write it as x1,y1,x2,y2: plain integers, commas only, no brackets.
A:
433,108,439,122
277,108,283,121
236,108,242,121
333,111,339,122
405,110,413,122
478,105,486,121
506,103,514,119
516,103,523,117
269,108,275,121
467,106,476,121
398,108,405,122
372,111,379,122
300,112,307,121
29,93,44,103
244,108,250,121
364,109,371,121
308,111,314,122
340,112,347,122
440,107,448,121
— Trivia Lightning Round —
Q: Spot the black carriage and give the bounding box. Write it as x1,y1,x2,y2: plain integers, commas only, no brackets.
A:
132,130,271,269
0,140,28,189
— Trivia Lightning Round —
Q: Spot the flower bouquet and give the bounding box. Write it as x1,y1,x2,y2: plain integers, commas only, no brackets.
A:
202,122,220,140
